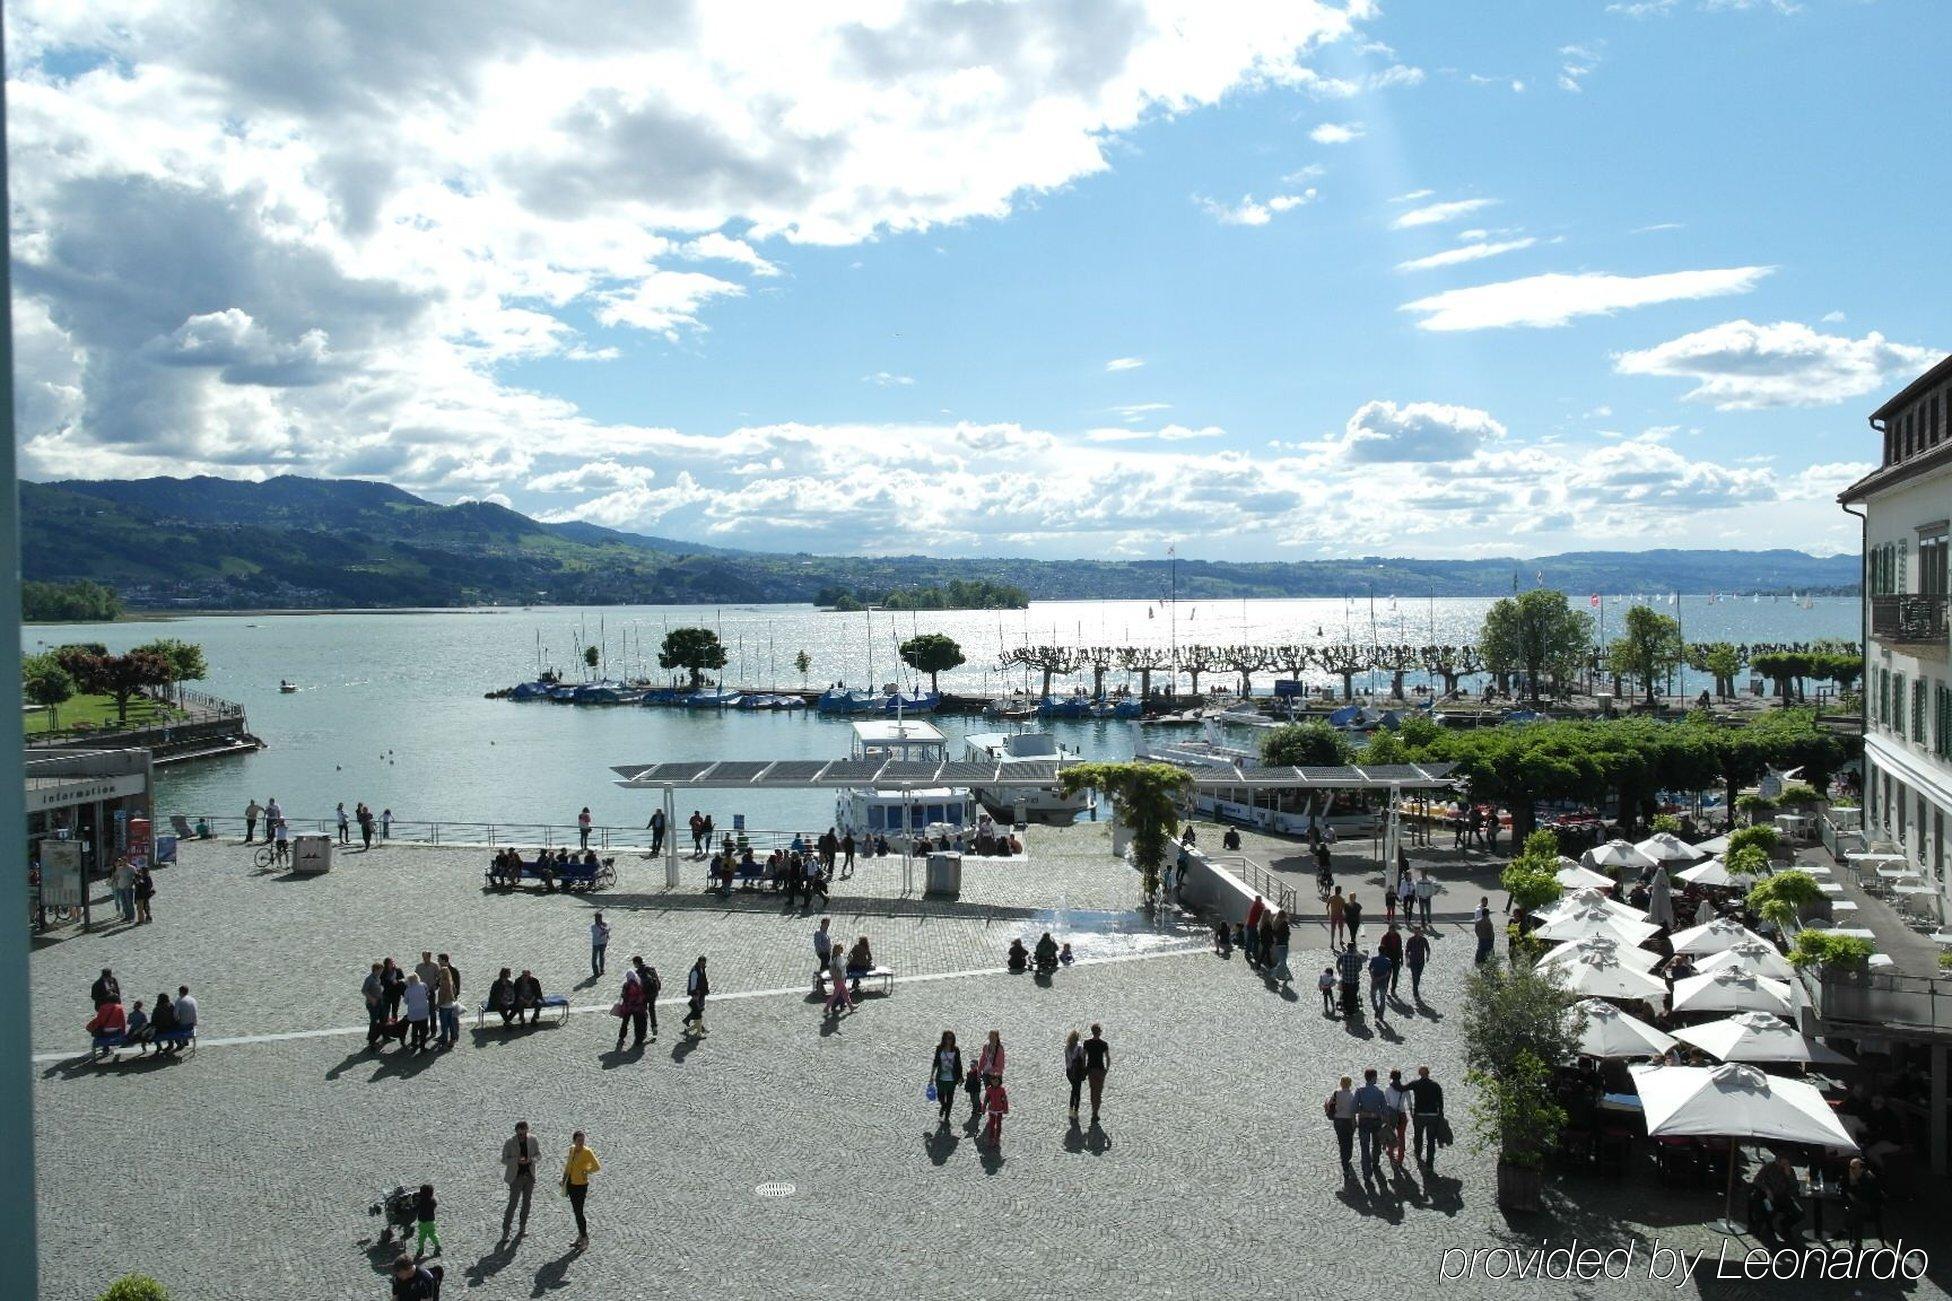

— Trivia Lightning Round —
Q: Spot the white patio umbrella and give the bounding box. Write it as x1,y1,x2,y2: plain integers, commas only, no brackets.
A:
1695,898,1716,925
1572,998,1677,1059
1692,834,1731,856
1632,1061,1856,1227
1670,968,1795,1016
1635,831,1702,866
1537,887,1647,925
1669,916,1770,957
1694,940,1796,982
1584,839,1656,874
1555,949,1669,1008
1533,905,1660,947
1556,861,1615,891
1540,934,1661,974
1673,1012,1854,1066
1648,867,1677,930
1677,857,1743,889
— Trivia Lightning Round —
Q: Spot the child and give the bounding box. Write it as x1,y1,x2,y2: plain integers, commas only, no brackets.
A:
1058,942,1074,968
964,1060,985,1122
1213,921,1232,956
983,1079,1010,1148
1318,967,1337,1017
125,999,150,1053
413,1183,441,1260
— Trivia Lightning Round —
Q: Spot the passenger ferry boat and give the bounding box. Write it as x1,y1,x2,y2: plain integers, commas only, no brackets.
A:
961,730,1094,821
1136,720,1380,836
834,720,973,840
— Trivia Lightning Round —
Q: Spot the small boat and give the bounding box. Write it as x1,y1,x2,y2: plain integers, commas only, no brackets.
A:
684,689,742,709
964,731,1093,821
1036,696,1092,720
278,680,297,694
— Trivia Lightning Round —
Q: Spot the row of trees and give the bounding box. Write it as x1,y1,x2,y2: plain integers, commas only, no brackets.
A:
1257,707,1852,843
22,639,209,726
651,627,969,693
815,579,1029,612
23,579,123,623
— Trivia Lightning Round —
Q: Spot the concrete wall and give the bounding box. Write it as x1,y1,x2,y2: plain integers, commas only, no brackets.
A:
1173,845,1260,927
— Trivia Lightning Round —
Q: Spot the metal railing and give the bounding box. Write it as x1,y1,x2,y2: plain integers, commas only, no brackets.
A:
1871,593,1949,645
1802,966,1952,1036
1205,853,1298,914
171,814,886,854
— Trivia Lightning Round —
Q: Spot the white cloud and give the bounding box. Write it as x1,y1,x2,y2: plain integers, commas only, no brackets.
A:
1631,222,1684,234
526,460,659,493
1394,237,1536,273
1309,121,1364,145
863,371,916,387
1401,267,1773,332
1558,43,1601,92
1611,0,1799,15
1334,399,1507,463
1820,310,1845,324
1614,319,1943,410
1110,401,1172,419
1390,197,1496,229
680,232,780,278
1104,357,1146,373
1195,189,1318,226
1368,65,1425,90
1391,189,1434,204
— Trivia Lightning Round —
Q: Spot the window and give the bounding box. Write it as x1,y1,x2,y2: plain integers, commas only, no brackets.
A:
1914,677,1928,742
1880,669,1891,727
1922,530,1949,596
1894,672,1906,732
1938,684,1952,760
1900,539,1910,592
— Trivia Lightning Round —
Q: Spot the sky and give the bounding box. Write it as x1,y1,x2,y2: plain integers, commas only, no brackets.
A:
8,0,1947,562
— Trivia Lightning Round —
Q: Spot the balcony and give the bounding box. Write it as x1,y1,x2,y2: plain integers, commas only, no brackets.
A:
1872,593,1950,646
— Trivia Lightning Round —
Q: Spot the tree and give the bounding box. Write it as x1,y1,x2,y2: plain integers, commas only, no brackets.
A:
1260,721,1353,768
53,647,173,723
1056,761,1193,903
1605,606,1684,706
1116,646,1172,701
1006,645,1080,700
131,638,207,687
1316,643,1367,701
1080,645,1116,699
1500,829,1565,915
794,649,812,683
21,653,74,726
1692,642,1743,700
22,579,122,622
1221,644,1266,697
1460,958,1582,1205
898,633,965,693
1421,644,1482,698
1177,645,1220,697
658,627,727,689
1370,643,1418,700
1747,870,1822,929
1479,590,1593,706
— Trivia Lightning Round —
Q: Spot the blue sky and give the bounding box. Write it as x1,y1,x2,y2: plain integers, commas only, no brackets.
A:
9,0,1945,560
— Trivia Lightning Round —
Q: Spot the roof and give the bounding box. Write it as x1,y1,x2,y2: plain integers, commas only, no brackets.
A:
1870,352,1952,423
850,720,946,745
611,757,1457,792
1837,436,1952,503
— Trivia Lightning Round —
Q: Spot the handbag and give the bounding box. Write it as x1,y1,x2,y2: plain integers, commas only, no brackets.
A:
1434,1116,1454,1147
1323,1095,1336,1120
925,1081,938,1102
610,1001,626,1018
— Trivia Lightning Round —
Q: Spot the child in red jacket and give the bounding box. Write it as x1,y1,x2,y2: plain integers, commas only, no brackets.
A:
983,1080,1010,1148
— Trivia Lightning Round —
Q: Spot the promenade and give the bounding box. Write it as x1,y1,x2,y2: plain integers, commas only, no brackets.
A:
28,827,1950,1300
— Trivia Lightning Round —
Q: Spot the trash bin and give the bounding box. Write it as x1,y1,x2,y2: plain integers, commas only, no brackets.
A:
292,834,333,874
924,851,962,899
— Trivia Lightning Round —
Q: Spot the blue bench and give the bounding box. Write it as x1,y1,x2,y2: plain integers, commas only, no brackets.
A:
476,995,570,1029
92,1026,197,1058
484,857,615,892
710,861,774,889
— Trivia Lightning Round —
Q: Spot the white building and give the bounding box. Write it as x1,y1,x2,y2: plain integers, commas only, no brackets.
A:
1840,355,1952,896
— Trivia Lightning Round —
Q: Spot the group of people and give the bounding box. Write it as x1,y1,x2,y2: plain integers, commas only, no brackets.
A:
1324,924,1435,1023
363,952,463,1051
335,801,390,849
107,854,157,925
1005,932,1074,975
712,842,834,903
1326,1066,1449,1192
1447,804,1503,853
1212,895,1293,983
487,846,601,891
814,919,878,1013
927,1024,1113,1148
85,967,197,1055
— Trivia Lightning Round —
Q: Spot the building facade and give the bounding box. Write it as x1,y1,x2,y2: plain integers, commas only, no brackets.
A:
1840,356,1952,901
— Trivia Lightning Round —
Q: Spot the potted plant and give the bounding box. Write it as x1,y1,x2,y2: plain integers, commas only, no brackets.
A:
1650,812,1684,835
1746,870,1823,929
1787,930,1873,972
1727,824,1782,862
1724,845,1771,879
1057,761,1194,905
1461,957,1582,1211
1736,792,1780,826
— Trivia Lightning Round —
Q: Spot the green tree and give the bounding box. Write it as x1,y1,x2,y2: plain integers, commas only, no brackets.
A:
898,633,965,693
52,646,173,724
658,627,727,689
98,1277,171,1301
1693,642,1743,699
1479,590,1593,705
1260,720,1354,767
21,653,74,725
1501,829,1565,914
22,579,122,622
1605,605,1684,706
1747,869,1822,928
583,645,601,674
1057,761,1194,904
131,638,207,688
1788,930,1873,970
794,649,812,683
1461,959,1582,1189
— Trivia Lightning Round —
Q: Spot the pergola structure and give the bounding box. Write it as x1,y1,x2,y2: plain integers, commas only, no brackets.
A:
611,757,1458,885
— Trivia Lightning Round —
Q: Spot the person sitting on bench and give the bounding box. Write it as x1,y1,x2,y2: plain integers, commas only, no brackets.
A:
845,936,874,995
86,996,127,1045
124,999,151,1052
1033,933,1059,974
1006,938,1030,973
535,855,556,893
488,968,517,1026
150,991,180,1048
514,970,545,1025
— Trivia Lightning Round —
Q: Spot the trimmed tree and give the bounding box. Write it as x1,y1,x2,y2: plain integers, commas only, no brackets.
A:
898,633,965,694
53,646,173,724
22,653,75,726
1260,720,1354,768
1461,957,1582,1210
1057,761,1193,904
658,627,727,689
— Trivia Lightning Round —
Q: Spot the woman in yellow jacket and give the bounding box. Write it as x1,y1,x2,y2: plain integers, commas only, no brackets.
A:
562,1131,601,1246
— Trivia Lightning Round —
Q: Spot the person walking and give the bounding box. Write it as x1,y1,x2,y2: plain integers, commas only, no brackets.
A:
362,962,386,1048
132,863,155,924
111,856,135,922
1406,1066,1445,1169
1242,895,1265,967
1353,1068,1387,1192
561,1131,600,1246
982,1076,1011,1149
682,956,709,1036
577,807,593,851
1325,887,1346,949
1317,966,1337,1017
976,1030,1006,1110
647,807,666,857
245,798,263,844
337,802,351,845
1366,949,1392,1023
1063,1030,1086,1121
1383,1069,1411,1173
358,803,375,850
931,1031,964,1126
812,917,833,994
1335,942,1364,1018
841,830,856,875
1414,869,1437,926
435,957,461,1050
412,1183,441,1261
823,943,853,1017
1473,907,1497,965
1328,1076,1357,1173
589,913,610,978
1405,927,1431,1001
615,962,648,1052
1081,1023,1111,1124
1378,925,1403,997
1270,910,1292,986
499,1122,539,1243
1395,864,1415,924
633,957,660,1042
1343,895,1363,947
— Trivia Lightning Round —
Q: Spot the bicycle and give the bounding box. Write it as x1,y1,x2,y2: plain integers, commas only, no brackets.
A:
253,845,281,870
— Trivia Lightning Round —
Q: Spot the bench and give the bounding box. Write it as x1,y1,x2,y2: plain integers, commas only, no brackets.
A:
92,1026,197,1058
476,994,571,1029
817,965,895,996
709,861,774,890
484,857,616,893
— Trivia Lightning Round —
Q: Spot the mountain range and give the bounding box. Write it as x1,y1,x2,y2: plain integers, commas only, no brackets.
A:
21,475,1863,610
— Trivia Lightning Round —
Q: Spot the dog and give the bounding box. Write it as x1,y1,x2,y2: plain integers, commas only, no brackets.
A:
368,1016,412,1048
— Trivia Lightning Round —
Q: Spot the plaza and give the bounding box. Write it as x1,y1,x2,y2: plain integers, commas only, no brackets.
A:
28,826,1952,1300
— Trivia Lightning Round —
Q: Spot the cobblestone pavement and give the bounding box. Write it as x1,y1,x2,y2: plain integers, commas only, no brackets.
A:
30,827,1952,1300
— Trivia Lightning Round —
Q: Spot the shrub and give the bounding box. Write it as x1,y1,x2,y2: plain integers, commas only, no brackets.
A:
1461,960,1581,1171
1789,931,1873,970
1727,825,1781,859
1778,783,1822,806
1747,870,1822,929
100,1278,171,1301
1736,793,1780,821
1650,813,1683,834
1725,845,1771,878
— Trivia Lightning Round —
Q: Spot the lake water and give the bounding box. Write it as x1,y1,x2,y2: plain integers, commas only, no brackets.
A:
27,596,1859,833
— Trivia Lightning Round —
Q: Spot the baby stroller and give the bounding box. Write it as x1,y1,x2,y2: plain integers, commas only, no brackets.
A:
370,1184,419,1245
